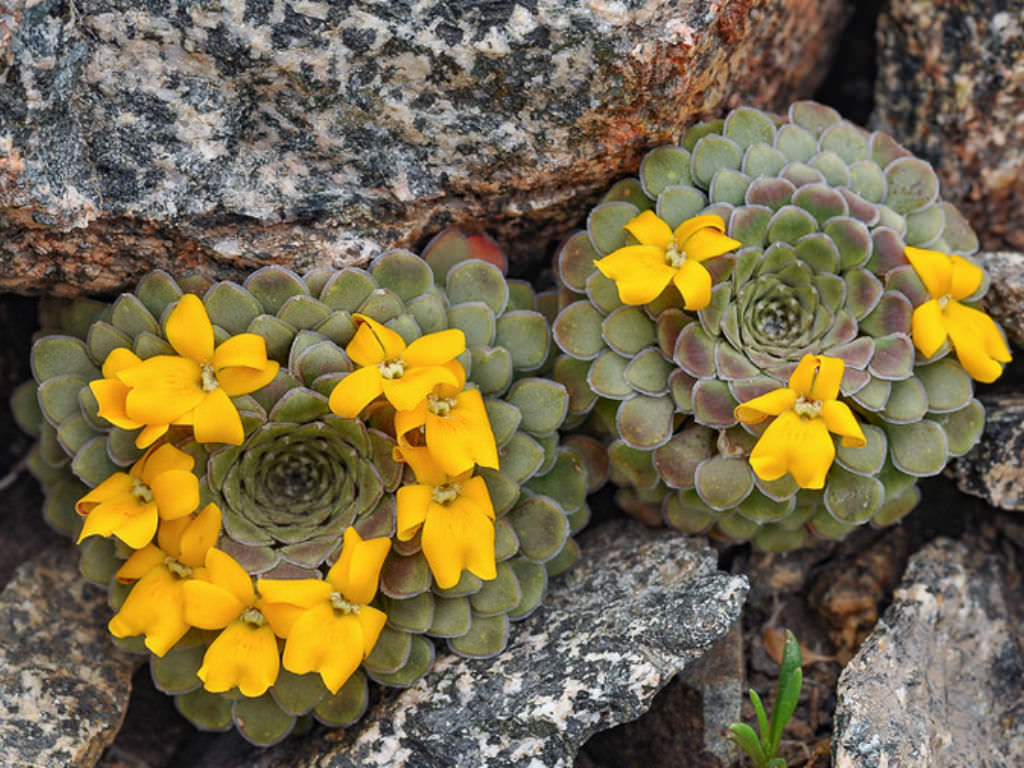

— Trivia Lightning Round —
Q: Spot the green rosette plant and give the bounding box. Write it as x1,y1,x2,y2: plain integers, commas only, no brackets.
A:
551,101,1008,552
12,231,598,746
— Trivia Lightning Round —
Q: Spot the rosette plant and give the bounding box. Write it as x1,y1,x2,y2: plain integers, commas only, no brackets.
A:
13,231,600,746
552,101,1008,551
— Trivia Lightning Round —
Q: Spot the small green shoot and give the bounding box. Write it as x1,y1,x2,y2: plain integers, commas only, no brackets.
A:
729,629,803,768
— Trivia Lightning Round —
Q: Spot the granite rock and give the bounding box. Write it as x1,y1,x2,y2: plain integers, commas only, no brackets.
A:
833,536,1024,768
977,251,1024,348
0,546,135,768
950,394,1024,512
873,1,1024,252
200,520,748,768
0,0,846,295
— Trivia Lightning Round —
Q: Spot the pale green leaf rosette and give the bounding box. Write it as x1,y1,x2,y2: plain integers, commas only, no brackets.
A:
552,101,995,552
13,231,597,746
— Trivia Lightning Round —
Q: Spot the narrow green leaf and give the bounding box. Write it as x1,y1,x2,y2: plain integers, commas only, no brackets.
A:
749,688,769,743
767,759,788,768
768,630,804,756
729,723,768,768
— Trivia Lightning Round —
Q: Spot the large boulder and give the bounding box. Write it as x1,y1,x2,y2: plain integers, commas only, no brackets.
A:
873,1,1024,252
0,0,846,295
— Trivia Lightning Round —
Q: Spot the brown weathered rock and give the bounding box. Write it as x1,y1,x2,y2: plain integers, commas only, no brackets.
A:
873,1,1024,252
977,251,1024,348
0,0,846,296
833,536,1024,767
0,547,135,768
950,394,1024,511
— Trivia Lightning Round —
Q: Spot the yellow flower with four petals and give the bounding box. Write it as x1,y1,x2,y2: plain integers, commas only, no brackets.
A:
734,354,866,490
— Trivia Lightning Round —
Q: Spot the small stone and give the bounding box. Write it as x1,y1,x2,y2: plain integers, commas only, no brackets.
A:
0,547,135,768
833,537,1024,767
950,395,1024,511
232,520,748,768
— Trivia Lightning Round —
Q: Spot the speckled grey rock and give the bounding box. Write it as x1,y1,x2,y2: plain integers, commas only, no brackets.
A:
0,0,846,295
977,252,1024,348
950,394,1024,512
833,536,1024,768
873,1,1024,252
219,520,748,768
0,546,135,768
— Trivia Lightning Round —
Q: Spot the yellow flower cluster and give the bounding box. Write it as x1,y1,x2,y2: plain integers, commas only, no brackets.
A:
77,297,502,700
329,314,500,589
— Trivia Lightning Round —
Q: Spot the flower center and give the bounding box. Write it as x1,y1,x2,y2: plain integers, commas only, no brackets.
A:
130,477,154,504
200,363,219,392
938,294,951,309
793,396,823,420
427,394,457,417
378,359,406,379
664,242,687,269
330,592,360,615
431,482,461,505
241,607,266,627
164,556,193,579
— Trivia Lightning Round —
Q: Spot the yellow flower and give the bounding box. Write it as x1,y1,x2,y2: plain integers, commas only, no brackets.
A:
393,362,499,478
256,527,390,694
904,246,1012,383
108,503,222,656
593,211,741,310
75,443,200,550
733,354,866,490
90,294,279,447
328,314,465,417
182,549,296,698
394,444,497,590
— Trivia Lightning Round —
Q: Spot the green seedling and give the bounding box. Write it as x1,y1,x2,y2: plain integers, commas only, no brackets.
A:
729,629,803,768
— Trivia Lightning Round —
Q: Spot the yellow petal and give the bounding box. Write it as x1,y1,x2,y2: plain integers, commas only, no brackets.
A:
182,578,247,629
733,388,797,425
198,621,280,697
282,605,364,694
672,259,713,311
401,329,466,368
911,300,948,359
328,366,383,418
90,379,142,429
165,294,215,364
680,227,741,263
393,400,428,441
205,547,256,605
102,347,143,378
149,471,199,521
673,214,727,245
135,424,170,449
77,496,157,550
623,210,674,248
421,498,496,589
593,245,675,305
217,361,280,397
192,388,244,445
381,365,460,412
748,409,802,482
348,314,406,365
808,355,845,402
176,503,223,567
945,301,1012,383
212,333,271,371
904,246,952,299
787,354,820,397
356,605,388,657
328,527,390,605
256,578,332,609
115,543,164,583
949,255,983,300
141,443,195,482
157,517,189,560
786,417,835,490
108,567,189,657
396,484,432,540
822,400,866,447
121,356,204,424
258,601,307,639
458,475,496,521
76,472,133,515
424,390,500,475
